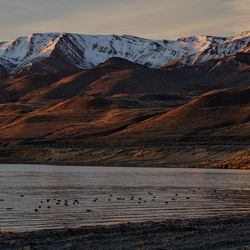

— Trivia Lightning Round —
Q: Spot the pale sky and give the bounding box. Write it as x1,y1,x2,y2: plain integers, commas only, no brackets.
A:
0,0,250,41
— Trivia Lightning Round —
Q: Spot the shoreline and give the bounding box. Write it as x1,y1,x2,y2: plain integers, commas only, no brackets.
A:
0,145,249,170
0,160,250,170
1,215,250,249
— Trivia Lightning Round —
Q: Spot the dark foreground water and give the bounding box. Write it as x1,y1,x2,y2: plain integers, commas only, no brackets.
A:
0,164,249,232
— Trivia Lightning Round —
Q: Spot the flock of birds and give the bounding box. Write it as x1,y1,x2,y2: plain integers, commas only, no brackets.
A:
0,187,246,214
0,187,237,214
33,198,81,212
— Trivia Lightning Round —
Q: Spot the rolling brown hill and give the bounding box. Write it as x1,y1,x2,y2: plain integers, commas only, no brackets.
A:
112,87,250,143
35,57,180,100
0,57,184,103
0,94,164,145
0,56,249,168
1,53,250,104
162,54,250,90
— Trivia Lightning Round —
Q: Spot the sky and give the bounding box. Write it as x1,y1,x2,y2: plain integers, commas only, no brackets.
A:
0,0,250,41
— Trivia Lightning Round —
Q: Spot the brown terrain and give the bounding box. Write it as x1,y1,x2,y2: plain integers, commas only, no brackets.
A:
0,55,249,169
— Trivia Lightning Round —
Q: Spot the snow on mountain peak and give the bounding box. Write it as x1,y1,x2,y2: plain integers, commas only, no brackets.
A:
0,31,249,74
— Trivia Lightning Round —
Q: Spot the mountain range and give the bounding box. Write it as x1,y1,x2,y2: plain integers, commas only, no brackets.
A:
0,32,249,169
1,31,250,75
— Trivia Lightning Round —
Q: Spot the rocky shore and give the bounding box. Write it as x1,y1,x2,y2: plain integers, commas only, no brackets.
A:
1,215,250,250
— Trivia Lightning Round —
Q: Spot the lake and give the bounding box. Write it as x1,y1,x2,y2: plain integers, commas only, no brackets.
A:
0,164,249,232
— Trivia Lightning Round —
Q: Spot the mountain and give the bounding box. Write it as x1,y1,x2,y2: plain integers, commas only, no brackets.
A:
0,31,250,75
0,32,249,169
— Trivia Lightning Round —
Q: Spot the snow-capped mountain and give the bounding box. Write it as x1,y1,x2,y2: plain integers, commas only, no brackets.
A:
0,31,250,75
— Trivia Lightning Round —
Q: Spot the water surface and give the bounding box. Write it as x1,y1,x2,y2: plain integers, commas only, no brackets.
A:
0,164,249,232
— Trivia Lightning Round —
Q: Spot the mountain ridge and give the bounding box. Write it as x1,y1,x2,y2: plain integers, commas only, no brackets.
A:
0,31,250,75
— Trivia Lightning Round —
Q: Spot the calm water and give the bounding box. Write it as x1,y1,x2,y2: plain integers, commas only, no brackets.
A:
0,164,249,232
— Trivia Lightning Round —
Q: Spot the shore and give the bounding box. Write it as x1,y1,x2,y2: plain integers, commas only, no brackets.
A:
1,215,250,250
0,145,249,170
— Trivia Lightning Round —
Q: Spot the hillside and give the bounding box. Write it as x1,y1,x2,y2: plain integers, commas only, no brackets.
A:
0,32,249,169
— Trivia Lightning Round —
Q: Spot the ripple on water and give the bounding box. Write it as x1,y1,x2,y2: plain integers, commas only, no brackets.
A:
0,164,249,232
